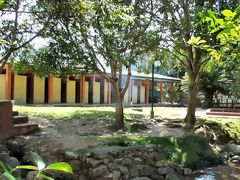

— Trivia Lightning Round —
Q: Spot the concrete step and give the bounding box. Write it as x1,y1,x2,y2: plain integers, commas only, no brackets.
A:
14,123,39,135
206,112,240,116
12,111,19,116
13,116,29,124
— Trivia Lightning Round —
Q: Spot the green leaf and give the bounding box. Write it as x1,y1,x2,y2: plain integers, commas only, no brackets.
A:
0,161,8,172
12,41,17,45
37,173,54,180
46,162,73,174
222,9,234,17
198,40,206,44
2,172,16,180
15,165,39,171
30,152,45,170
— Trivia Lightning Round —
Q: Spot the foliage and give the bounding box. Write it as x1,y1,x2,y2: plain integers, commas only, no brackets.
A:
181,60,230,108
98,134,221,168
24,0,161,129
0,151,73,180
0,0,52,73
192,7,240,106
199,118,240,144
154,0,219,125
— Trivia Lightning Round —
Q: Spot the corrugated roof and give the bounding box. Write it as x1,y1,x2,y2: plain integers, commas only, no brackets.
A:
111,70,181,82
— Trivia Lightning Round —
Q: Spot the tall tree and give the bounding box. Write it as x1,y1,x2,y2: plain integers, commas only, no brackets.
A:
153,0,238,126
34,0,160,129
0,0,52,73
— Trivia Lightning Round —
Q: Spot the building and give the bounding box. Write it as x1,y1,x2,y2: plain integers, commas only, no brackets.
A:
0,64,182,105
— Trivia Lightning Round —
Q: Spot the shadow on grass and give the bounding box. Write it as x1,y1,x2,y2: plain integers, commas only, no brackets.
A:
20,109,145,122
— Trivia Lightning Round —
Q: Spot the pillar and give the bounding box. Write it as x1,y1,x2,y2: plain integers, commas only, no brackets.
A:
180,91,184,105
80,74,85,103
107,81,110,104
145,79,150,104
5,64,12,100
48,74,53,103
128,79,133,104
160,81,163,103
171,82,174,104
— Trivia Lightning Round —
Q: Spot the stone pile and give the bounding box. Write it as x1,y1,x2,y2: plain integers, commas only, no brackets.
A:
65,146,192,180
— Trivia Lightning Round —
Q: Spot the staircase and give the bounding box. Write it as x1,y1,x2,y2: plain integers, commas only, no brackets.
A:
12,111,39,135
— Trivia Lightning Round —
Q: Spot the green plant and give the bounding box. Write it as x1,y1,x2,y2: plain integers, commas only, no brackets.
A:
0,152,73,180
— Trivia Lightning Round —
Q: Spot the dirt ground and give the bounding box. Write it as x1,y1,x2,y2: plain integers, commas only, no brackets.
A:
7,108,193,163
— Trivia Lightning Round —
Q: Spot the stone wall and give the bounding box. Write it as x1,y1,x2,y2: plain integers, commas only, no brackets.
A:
65,146,192,180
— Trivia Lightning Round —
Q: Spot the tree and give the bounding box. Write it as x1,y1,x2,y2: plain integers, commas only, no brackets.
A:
151,0,214,125
31,0,160,129
153,0,238,126
198,62,229,108
201,6,240,107
0,0,52,73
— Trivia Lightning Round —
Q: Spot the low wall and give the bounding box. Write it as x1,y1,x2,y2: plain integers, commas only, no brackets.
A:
0,101,14,139
64,146,191,180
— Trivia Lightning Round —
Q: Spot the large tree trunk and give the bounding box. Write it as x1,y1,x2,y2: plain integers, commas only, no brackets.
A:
114,91,124,129
184,78,198,126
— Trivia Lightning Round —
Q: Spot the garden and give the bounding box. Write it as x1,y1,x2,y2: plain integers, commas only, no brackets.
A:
0,0,240,179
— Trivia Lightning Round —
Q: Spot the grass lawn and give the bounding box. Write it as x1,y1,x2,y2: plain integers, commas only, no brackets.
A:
13,105,186,121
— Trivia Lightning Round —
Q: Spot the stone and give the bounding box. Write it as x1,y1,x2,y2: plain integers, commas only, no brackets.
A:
123,158,133,166
227,144,240,155
101,173,114,180
140,165,156,176
95,154,108,160
134,158,143,163
65,151,79,159
231,155,240,161
155,160,168,167
103,158,110,164
130,165,142,177
118,166,128,175
78,175,87,180
0,152,10,162
157,167,169,175
87,158,103,167
26,171,38,180
114,158,123,164
151,174,164,180
166,169,182,180
7,157,20,168
113,170,121,180
155,152,166,161
146,152,155,160
231,159,240,164
89,165,107,177
183,168,192,175
131,177,151,180
0,144,8,152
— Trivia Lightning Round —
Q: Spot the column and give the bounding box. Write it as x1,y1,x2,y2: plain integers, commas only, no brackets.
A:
160,81,163,103
48,74,53,103
128,79,133,104
80,74,85,103
145,79,150,104
5,64,12,100
171,82,174,104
